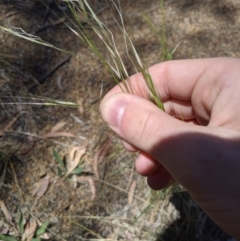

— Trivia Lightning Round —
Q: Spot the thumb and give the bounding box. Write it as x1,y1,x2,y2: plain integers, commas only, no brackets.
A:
100,92,192,156
100,92,238,193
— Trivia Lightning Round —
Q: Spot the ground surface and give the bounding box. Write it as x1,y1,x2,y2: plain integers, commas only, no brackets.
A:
0,0,240,240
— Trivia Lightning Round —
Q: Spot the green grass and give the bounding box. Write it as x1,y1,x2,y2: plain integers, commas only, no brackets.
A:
144,0,180,62
0,0,165,110
65,0,165,110
0,212,49,241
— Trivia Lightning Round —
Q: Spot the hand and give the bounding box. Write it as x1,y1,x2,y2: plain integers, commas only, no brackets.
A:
100,58,240,239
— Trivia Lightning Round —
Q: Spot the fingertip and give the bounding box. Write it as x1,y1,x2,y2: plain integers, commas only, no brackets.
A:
147,168,173,190
100,92,128,129
135,152,160,176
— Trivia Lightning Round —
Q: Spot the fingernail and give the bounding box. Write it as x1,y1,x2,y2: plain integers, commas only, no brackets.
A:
100,94,127,128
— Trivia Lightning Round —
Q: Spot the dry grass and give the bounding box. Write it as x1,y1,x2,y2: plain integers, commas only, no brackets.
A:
0,0,235,240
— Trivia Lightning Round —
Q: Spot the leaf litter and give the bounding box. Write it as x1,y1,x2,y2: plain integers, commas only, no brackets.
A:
65,147,86,177
77,176,96,200
0,200,12,222
93,137,111,179
21,218,37,241
41,121,76,139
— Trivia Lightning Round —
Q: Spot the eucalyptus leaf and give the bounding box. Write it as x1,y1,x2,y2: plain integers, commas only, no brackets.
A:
71,167,83,175
53,149,65,170
57,167,64,176
0,234,18,241
18,211,24,233
35,221,49,237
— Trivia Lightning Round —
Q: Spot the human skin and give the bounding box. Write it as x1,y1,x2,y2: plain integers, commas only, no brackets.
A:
99,58,240,240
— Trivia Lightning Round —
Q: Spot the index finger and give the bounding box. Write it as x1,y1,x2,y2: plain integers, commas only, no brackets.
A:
105,58,223,101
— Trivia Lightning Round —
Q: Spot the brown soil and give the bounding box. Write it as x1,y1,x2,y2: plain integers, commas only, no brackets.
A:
0,0,239,240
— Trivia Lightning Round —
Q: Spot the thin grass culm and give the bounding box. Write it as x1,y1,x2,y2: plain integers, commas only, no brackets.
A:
63,0,165,111
0,26,66,53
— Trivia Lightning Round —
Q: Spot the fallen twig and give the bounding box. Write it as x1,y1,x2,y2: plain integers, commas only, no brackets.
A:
40,55,71,84
29,55,71,92
0,114,20,137
0,10,20,20
35,17,66,33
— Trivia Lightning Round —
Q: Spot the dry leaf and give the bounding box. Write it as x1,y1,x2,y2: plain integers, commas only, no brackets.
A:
126,230,133,241
50,121,66,133
65,148,86,176
69,146,81,161
35,176,50,199
0,114,20,136
0,200,12,221
39,232,50,239
0,221,9,234
41,131,76,139
4,11,21,19
22,219,37,241
144,212,162,230
41,121,76,139
98,139,111,163
78,176,96,200
128,180,136,205
4,114,20,132
31,176,50,211
93,139,111,179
